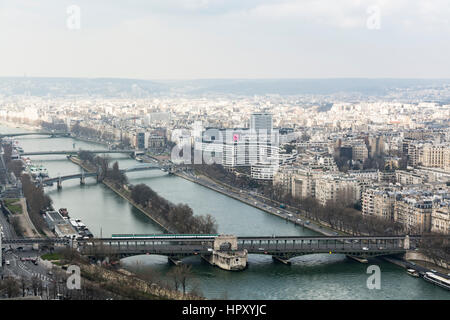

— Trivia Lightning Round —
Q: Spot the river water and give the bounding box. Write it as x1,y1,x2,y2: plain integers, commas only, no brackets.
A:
2,124,449,300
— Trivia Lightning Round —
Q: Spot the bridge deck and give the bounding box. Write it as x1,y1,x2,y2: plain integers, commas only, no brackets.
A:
21,150,135,156
77,236,412,259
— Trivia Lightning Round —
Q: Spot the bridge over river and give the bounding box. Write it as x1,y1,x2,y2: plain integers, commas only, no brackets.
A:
0,132,71,138
21,149,137,156
2,234,419,270
76,234,418,270
38,163,173,188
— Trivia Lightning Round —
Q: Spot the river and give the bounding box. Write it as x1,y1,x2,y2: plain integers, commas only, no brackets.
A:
2,124,449,300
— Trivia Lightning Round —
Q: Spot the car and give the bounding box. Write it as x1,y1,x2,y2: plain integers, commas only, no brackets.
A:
362,247,369,251
258,248,265,251
48,271,53,275
430,269,437,273
378,246,385,250
287,214,293,217
296,218,302,222
5,260,10,265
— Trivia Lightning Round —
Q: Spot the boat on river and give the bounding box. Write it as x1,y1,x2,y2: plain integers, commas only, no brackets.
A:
423,272,450,290
406,269,419,277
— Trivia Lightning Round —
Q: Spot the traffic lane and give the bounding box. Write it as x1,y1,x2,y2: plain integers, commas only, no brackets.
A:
2,249,54,284
0,211,16,239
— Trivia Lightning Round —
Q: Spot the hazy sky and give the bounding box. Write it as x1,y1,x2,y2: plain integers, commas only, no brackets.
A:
0,0,449,79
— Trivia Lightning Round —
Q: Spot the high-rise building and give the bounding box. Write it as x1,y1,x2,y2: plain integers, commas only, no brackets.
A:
250,112,273,134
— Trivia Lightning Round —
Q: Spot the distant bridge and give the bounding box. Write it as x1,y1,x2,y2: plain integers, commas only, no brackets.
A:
3,237,68,245
39,163,168,188
21,149,136,156
0,132,70,138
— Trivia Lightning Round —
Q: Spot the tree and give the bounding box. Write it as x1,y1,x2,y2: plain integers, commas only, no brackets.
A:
94,156,110,181
109,161,128,187
178,264,193,295
1,277,20,298
7,159,24,178
78,150,95,163
20,276,29,297
2,143,12,164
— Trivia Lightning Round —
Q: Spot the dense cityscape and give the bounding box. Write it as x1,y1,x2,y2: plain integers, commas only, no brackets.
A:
0,78,449,301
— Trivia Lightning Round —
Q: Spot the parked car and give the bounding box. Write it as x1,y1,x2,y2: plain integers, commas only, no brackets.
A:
362,247,369,251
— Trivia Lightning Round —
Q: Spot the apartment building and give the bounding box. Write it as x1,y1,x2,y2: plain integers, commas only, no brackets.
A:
351,143,368,162
431,204,450,234
395,170,424,185
362,188,397,220
420,144,450,170
394,196,434,233
291,168,322,200
315,174,360,206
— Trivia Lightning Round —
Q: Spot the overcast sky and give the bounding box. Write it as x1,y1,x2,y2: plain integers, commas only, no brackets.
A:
0,0,449,79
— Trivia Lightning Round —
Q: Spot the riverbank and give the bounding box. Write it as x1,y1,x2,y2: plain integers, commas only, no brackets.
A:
67,156,173,233
1,120,41,132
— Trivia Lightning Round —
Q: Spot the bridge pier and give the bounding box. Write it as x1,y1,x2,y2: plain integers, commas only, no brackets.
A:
202,235,248,271
272,256,291,265
168,257,183,266
346,255,368,264
57,178,62,189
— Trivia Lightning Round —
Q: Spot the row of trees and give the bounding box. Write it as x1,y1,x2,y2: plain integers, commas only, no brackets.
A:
0,275,45,299
418,233,450,266
71,122,115,142
7,159,24,178
130,183,218,234
78,152,128,187
40,120,68,132
71,122,132,148
20,174,52,235
1,142,25,178
80,153,217,234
